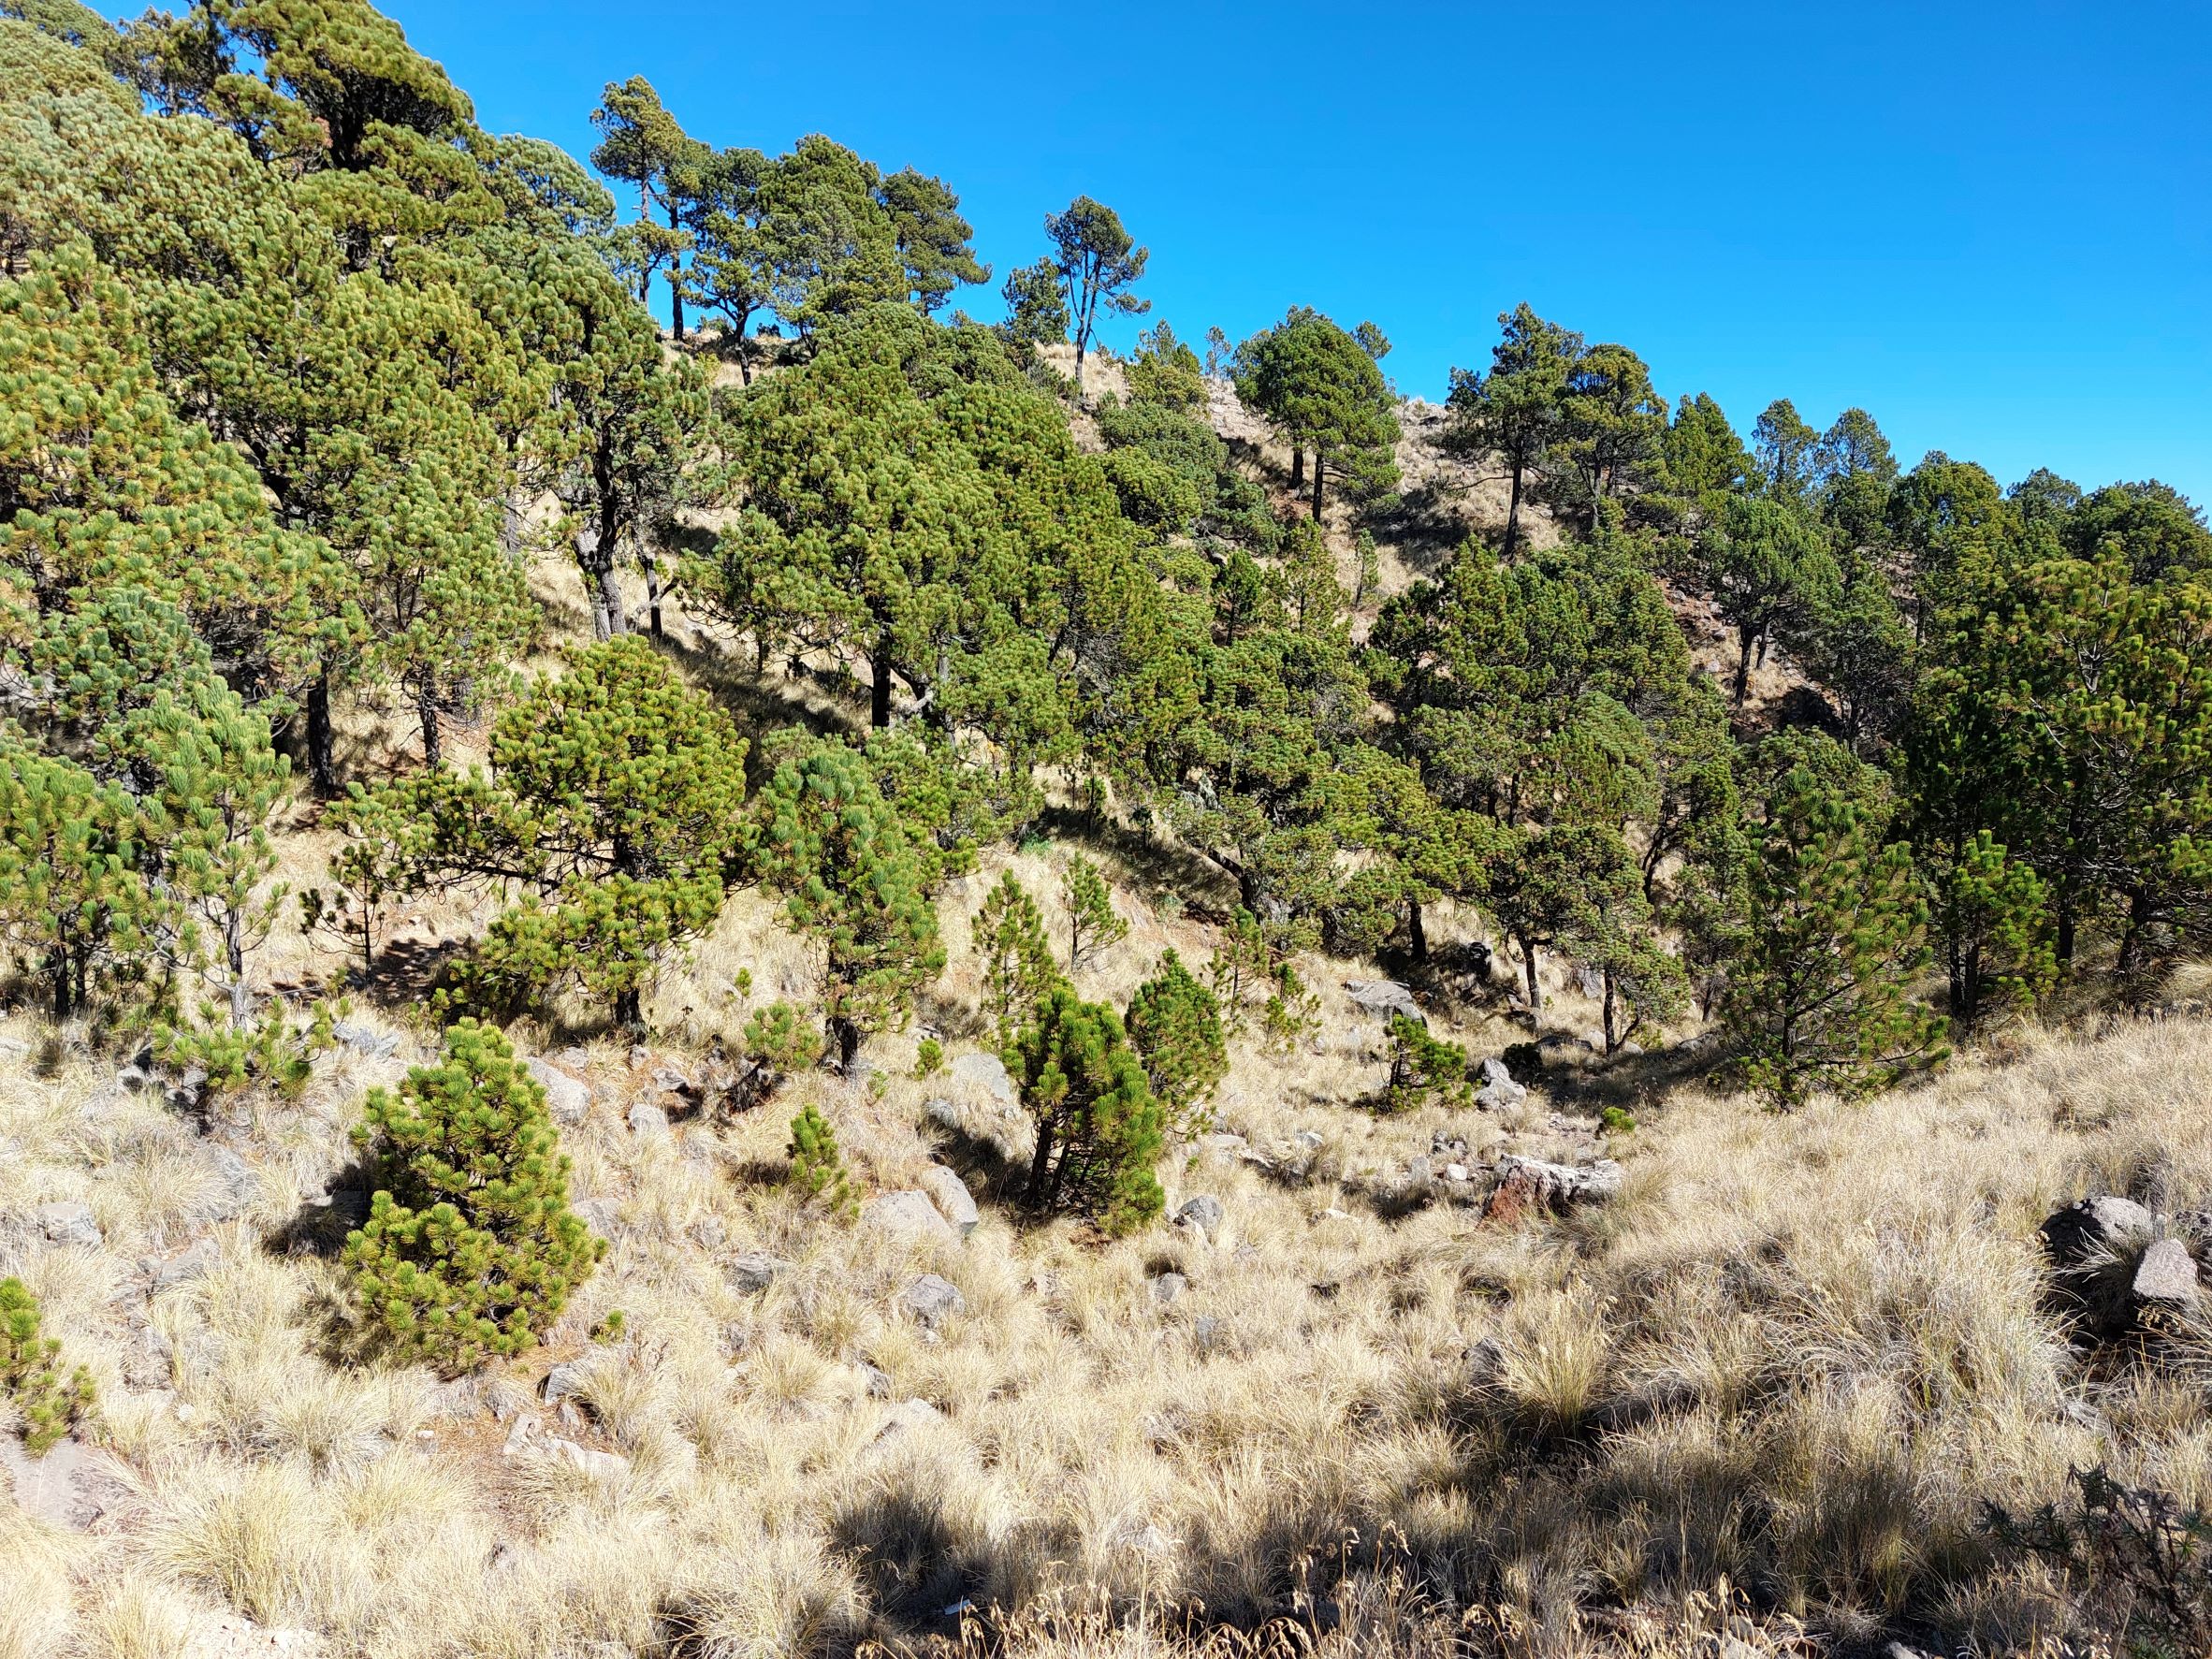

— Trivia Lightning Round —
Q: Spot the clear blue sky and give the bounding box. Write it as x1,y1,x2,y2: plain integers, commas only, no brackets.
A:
351,3,2212,501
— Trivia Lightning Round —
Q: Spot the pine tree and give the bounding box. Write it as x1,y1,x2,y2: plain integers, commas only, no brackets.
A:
1704,495,1841,706
343,1020,604,1374
1445,304,1581,553
1233,306,1401,518
1927,830,2057,1030
1061,853,1128,971
0,1275,95,1454
1383,1013,1468,1113
973,871,1058,1047
785,1101,856,1220
1726,758,1948,1107
1043,195,1148,403
1008,984,1164,1235
0,735,156,1021
754,741,944,1070
1126,949,1226,1132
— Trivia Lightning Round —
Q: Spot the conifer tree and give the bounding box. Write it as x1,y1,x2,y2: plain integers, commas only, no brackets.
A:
344,1020,604,1373
1550,341,1667,532
1927,830,2056,1030
1726,756,1947,1107
1703,495,1841,706
589,75,707,334
754,741,944,1070
973,871,1058,1047
1446,304,1581,553
785,1101,856,1219
0,1276,95,1454
1008,984,1164,1234
0,735,156,1021
1383,1013,1468,1113
1233,306,1401,518
1125,949,1226,1132
1061,853,1128,970
1043,195,1148,403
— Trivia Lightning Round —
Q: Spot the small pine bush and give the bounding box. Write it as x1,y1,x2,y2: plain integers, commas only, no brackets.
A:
1062,854,1128,970
914,1037,943,1078
744,999,824,1078
0,1276,95,1453
974,870,1059,1046
1010,984,1165,1235
787,1102,857,1219
1384,1013,1469,1113
1126,949,1227,1134
343,1019,604,1374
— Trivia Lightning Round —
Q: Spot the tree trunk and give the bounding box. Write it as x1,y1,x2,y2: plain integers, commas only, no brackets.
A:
1521,936,1543,1014
307,670,336,796
417,685,442,769
1506,463,1524,554
1407,896,1428,962
2117,889,2153,980
869,639,894,728
1311,451,1325,520
1603,971,1620,1055
1733,627,1756,707
1289,445,1304,488
615,987,643,1029
226,916,251,1029
578,528,625,640
644,551,665,639
666,200,685,340
2055,886,2077,967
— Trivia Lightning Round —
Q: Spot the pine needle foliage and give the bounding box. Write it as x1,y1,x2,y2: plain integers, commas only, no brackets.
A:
1008,984,1165,1235
1125,949,1226,1133
343,1020,603,1374
974,870,1059,1047
785,1101,856,1220
1061,853,1128,970
0,1276,95,1454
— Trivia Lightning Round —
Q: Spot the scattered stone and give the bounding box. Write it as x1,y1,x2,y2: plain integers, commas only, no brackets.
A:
951,1051,1015,1106
115,1063,154,1094
727,1251,787,1295
1406,1156,1433,1185
1575,966,1605,999
918,1165,980,1238
540,1357,598,1406
649,1065,694,1097
866,1190,958,1246
1174,1194,1224,1242
875,1397,943,1443
2041,1195,2156,1272
626,1101,671,1141
546,1437,629,1480
332,1021,400,1060
527,1058,591,1127
1474,1056,1527,1110
856,1361,893,1400
1444,1163,1470,1184
900,1273,965,1329
1151,1272,1187,1306
1294,1129,1323,1150
924,1097,963,1133
573,1198,620,1238
690,1216,726,1252
144,1236,219,1291
1344,978,1422,1024
36,1201,100,1247
2133,1238,2199,1306
1192,1316,1224,1352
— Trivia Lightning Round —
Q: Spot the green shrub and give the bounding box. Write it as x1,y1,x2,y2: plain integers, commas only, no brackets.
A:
0,1277,95,1454
1126,949,1227,1134
1061,853,1128,970
343,1020,604,1374
154,997,336,1099
974,870,1059,1047
1009,985,1165,1235
1383,1013,1468,1113
786,1102,856,1220
914,1037,943,1078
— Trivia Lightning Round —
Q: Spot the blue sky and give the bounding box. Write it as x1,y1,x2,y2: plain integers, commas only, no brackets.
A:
312,3,2212,501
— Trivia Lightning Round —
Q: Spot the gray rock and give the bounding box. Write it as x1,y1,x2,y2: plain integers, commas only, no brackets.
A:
919,1166,980,1237
1192,1316,1224,1353
874,1397,942,1443
924,1097,963,1133
333,1021,400,1060
1463,1335,1506,1389
1344,978,1422,1024
951,1051,1014,1106
864,1189,957,1246
1151,1272,1187,1306
1174,1194,1224,1242
144,1236,219,1291
0,1434,135,1531
1484,1156,1623,1215
727,1251,787,1295
1196,1132,1248,1160
527,1058,591,1127
1474,1056,1527,1110
540,1357,598,1406
546,1437,629,1480
36,1201,100,1247
2042,1195,2157,1272
900,1273,965,1329
2133,1238,2199,1305
1575,966,1606,999
857,1361,893,1400
625,1100,671,1140
115,1063,154,1094
649,1065,694,1097
573,1197,619,1238
195,1145,260,1223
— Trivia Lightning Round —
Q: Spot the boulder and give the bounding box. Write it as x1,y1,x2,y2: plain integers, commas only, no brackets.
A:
874,1397,943,1444
2041,1195,2156,1272
1174,1194,1225,1242
540,1357,598,1406
332,1021,400,1060
727,1251,787,1295
1344,979,1421,1024
2132,1238,2199,1306
900,1273,965,1330
546,1437,630,1480
144,1236,219,1292
1483,1156,1623,1219
865,1190,957,1246
527,1058,591,1127
0,1434,136,1531
36,1201,100,1247
194,1145,260,1223
1151,1272,1187,1306
924,1097,964,1133
1474,1056,1527,1110
625,1100,671,1140
951,1052,1015,1106
918,1166,980,1238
